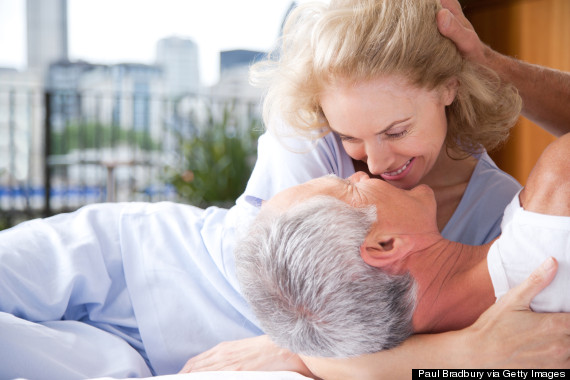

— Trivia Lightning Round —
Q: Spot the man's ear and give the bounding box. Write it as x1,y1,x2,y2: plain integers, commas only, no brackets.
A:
359,233,411,268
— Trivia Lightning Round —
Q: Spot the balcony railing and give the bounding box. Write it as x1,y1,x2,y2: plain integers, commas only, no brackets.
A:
0,86,261,229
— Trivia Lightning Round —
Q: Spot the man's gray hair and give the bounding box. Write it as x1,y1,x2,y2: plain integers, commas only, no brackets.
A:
235,195,416,358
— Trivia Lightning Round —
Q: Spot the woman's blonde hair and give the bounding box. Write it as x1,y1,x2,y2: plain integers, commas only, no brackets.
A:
250,0,521,154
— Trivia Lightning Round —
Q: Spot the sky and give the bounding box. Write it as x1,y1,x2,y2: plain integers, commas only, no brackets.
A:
0,0,312,86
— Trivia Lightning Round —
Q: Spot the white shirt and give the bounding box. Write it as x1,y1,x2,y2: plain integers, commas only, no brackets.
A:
487,193,570,311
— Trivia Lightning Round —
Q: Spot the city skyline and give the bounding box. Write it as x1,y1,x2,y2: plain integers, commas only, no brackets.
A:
0,0,317,86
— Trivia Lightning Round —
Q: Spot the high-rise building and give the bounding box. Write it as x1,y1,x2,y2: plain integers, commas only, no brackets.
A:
219,49,265,78
209,49,265,101
155,37,200,96
26,0,68,79
279,2,298,40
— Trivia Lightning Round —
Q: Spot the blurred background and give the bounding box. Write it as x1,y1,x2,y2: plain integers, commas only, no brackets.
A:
0,0,300,229
462,0,568,184
0,0,568,230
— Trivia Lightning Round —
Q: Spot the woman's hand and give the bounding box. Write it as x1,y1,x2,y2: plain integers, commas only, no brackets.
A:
462,257,570,368
179,335,317,378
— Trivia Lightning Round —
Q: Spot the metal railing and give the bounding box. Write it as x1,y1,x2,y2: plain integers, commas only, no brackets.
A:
0,86,261,229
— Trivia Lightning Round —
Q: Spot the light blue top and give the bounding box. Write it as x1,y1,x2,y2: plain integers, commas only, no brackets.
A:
0,130,521,379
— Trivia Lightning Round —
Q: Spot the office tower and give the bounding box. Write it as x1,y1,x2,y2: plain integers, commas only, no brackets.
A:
26,0,68,77
156,36,200,96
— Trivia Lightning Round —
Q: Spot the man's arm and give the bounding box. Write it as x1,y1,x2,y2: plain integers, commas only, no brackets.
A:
302,257,568,380
437,0,570,137
181,257,570,379
519,133,570,216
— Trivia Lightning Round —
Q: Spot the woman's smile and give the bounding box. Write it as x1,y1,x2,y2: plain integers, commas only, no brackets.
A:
380,157,415,180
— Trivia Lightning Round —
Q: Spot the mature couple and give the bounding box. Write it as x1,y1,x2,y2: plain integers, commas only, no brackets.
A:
235,132,570,378
1,0,569,378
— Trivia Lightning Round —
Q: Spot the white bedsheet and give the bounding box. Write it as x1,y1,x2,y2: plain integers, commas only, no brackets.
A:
92,371,312,380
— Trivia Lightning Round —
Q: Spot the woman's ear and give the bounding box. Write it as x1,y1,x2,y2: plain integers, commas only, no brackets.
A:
359,233,411,268
442,77,459,106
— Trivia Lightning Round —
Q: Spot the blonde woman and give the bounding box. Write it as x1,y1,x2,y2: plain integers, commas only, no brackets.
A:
249,0,523,244
182,0,570,376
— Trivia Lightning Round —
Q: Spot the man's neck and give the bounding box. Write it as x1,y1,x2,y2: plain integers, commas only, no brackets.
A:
402,238,496,333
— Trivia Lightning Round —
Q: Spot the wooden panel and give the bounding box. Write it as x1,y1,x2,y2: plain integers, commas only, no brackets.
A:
465,0,569,185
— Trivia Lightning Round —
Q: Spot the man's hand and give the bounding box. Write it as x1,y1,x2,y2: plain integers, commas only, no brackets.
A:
437,0,570,134
179,335,317,378
437,0,487,65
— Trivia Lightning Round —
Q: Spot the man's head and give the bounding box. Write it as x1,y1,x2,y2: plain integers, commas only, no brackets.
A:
235,172,440,357
266,172,440,269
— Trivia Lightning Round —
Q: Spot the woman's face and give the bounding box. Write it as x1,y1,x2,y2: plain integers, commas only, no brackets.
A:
320,75,456,189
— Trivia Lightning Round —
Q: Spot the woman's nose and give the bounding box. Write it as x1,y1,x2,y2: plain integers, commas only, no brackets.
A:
365,144,394,176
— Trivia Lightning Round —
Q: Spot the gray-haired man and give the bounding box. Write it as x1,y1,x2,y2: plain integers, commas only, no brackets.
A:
235,134,570,377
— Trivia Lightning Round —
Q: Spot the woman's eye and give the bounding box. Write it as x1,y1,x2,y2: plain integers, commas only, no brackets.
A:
385,129,409,139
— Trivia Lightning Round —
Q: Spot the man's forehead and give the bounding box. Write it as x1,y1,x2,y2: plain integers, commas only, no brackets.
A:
265,176,345,212
298,175,347,198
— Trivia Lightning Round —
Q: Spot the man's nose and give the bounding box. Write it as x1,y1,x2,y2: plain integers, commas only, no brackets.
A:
348,171,370,183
